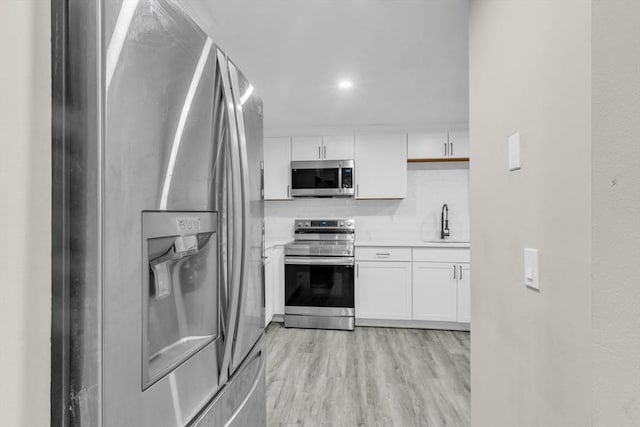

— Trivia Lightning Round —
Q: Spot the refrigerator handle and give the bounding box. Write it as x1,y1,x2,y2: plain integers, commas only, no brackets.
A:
230,58,252,315
217,49,244,382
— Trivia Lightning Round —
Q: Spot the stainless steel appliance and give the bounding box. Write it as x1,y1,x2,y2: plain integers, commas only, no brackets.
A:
51,1,266,425
284,219,356,330
290,160,355,197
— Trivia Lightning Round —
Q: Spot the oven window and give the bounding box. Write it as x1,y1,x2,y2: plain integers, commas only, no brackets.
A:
291,168,339,189
285,263,354,308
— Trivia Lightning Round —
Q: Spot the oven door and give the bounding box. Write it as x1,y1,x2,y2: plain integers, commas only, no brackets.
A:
284,257,355,311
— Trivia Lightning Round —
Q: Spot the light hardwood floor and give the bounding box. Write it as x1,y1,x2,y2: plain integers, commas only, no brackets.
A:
265,323,470,427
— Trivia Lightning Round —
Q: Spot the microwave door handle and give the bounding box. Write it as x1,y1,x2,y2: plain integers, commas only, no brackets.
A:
217,49,243,382
338,167,342,192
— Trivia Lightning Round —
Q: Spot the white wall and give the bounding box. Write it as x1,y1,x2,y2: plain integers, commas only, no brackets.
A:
266,163,469,243
592,1,640,424
469,1,592,426
0,1,51,425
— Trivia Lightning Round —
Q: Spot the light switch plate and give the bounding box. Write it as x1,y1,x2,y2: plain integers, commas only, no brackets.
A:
508,132,521,171
524,248,539,291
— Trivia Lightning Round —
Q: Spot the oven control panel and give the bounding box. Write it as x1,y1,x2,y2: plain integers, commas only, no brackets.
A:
295,218,354,230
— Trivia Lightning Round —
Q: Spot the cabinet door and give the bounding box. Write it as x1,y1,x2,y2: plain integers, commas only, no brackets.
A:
412,262,457,322
356,261,412,320
448,129,469,158
354,134,407,199
272,247,285,315
291,136,323,161
264,255,273,327
457,264,471,323
322,135,354,160
407,132,448,159
264,137,291,200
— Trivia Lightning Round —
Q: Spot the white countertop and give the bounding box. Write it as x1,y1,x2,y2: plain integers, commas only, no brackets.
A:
355,240,471,249
265,238,292,250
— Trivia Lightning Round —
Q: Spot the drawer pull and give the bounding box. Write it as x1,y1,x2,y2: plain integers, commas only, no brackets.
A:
376,253,391,256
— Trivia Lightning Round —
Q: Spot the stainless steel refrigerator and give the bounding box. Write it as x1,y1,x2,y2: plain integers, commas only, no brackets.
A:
51,0,266,425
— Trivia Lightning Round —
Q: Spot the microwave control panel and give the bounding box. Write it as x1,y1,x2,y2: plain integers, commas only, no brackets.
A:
341,168,353,189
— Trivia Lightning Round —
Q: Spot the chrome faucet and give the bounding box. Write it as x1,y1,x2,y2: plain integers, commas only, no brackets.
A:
441,204,450,240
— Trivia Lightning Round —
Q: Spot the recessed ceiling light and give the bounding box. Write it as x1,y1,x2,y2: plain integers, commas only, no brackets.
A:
338,80,353,89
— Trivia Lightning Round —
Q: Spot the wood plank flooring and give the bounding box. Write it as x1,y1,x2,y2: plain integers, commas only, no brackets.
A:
265,323,470,427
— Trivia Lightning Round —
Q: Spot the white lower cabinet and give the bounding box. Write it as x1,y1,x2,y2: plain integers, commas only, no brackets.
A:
272,247,285,316
355,261,412,320
264,251,274,327
264,246,285,326
457,264,471,323
355,245,471,327
412,261,470,323
412,262,458,322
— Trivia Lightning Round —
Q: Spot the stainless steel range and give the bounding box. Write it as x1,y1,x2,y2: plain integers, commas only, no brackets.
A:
284,219,355,331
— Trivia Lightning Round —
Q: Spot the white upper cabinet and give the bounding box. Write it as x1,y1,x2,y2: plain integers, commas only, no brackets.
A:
291,135,354,161
407,129,470,160
291,136,323,161
264,137,291,200
448,129,470,158
354,134,407,199
407,132,448,159
322,135,354,160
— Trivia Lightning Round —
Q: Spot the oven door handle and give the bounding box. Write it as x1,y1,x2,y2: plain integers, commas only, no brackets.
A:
285,257,355,266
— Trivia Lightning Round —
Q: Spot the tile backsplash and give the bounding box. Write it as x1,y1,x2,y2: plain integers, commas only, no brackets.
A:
265,162,470,243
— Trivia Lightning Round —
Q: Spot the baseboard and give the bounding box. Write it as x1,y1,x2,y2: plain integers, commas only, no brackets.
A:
355,318,470,332
270,314,469,331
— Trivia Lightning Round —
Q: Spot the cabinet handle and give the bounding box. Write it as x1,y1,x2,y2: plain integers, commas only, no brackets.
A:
453,265,457,280
318,146,321,159
444,142,448,157
356,184,359,197
287,185,290,198
450,142,454,157
324,145,327,159
459,265,463,280
375,253,391,257
357,264,359,278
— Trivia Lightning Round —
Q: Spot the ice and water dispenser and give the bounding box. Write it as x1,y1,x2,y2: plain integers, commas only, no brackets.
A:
141,211,218,389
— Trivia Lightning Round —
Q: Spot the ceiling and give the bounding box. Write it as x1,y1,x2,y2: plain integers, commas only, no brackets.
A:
181,0,469,134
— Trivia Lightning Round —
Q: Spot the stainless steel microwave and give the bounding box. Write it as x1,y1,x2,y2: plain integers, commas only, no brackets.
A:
290,160,354,198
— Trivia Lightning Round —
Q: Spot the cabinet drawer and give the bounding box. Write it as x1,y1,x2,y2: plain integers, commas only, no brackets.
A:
412,248,470,263
356,247,412,262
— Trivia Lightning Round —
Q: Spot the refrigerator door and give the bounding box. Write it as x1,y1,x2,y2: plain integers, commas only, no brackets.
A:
227,59,266,374
102,1,231,425
54,0,266,425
